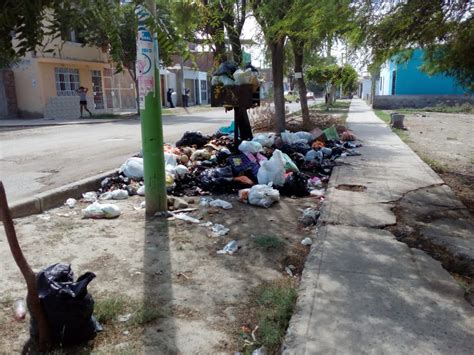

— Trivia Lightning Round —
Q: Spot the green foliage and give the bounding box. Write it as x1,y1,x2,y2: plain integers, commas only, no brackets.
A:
364,0,473,91
253,280,297,351
94,296,127,324
253,235,284,250
306,63,358,95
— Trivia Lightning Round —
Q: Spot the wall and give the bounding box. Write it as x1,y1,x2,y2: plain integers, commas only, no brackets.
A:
373,95,474,109
394,49,467,95
0,69,18,118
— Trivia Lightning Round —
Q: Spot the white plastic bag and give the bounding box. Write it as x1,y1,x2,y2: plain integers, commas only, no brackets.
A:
210,224,230,237
64,198,77,208
252,133,275,148
100,189,128,200
82,191,98,202
174,165,189,179
209,199,233,210
217,240,238,255
257,149,286,186
248,184,280,208
238,140,263,154
137,185,145,196
294,131,314,142
82,202,121,219
120,157,144,178
234,69,252,85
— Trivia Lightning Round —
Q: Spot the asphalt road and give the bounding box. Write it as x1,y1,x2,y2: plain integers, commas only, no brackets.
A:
0,101,312,203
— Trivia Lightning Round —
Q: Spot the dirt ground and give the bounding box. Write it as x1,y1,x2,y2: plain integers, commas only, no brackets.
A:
0,193,317,354
400,111,474,213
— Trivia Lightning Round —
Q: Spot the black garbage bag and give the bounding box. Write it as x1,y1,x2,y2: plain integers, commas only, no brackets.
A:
291,142,311,155
197,165,234,192
281,172,309,197
213,61,238,77
30,263,99,345
289,152,305,169
176,131,210,148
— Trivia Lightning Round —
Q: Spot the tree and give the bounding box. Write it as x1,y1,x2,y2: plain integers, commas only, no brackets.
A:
252,0,293,133
307,63,357,109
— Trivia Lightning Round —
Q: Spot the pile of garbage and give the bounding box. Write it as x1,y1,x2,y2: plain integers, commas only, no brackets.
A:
94,123,360,210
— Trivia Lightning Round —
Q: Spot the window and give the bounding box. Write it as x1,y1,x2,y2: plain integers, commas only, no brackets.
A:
55,68,80,96
91,70,104,109
391,70,397,95
61,28,85,44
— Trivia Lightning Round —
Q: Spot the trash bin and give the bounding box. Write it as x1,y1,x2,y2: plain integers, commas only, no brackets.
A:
390,112,405,129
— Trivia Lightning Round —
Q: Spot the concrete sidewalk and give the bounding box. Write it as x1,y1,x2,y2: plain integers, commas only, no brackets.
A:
283,99,473,354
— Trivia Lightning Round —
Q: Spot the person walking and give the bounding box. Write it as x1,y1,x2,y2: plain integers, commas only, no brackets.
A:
182,87,190,108
167,88,175,108
76,87,92,118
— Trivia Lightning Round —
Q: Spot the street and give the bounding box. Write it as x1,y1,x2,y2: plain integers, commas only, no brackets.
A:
0,102,309,203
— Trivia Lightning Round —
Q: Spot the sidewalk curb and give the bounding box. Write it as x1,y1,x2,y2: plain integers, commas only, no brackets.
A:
9,169,117,219
0,118,136,129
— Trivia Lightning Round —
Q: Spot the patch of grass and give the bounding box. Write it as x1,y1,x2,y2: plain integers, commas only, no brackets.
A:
419,155,449,174
398,103,473,114
94,296,128,324
130,306,162,326
253,235,284,250
253,280,297,352
373,109,391,124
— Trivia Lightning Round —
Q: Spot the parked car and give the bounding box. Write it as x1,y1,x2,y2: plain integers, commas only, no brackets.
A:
284,90,300,103
306,91,315,100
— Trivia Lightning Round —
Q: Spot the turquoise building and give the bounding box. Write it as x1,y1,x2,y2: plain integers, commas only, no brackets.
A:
376,49,468,96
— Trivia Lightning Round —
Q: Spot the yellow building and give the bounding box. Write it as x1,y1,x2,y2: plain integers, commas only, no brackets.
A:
11,29,136,118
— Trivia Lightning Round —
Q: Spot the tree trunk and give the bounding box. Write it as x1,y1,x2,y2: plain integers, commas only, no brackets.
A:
227,29,243,64
270,37,286,133
0,182,51,351
293,44,310,128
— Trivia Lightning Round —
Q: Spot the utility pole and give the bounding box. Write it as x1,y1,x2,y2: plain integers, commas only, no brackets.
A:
136,0,167,215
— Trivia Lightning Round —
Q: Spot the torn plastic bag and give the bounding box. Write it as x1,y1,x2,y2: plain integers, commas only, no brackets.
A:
257,149,286,186
120,157,144,179
176,131,209,148
30,263,99,345
281,172,309,197
82,202,121,219
248,184,280,208
290,141,311,155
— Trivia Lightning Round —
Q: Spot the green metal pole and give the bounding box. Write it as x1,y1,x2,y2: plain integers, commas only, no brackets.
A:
137,1,167,215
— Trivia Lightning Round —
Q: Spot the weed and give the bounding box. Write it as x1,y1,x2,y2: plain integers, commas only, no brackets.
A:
94,296,128,324
419,155,448,173
130,306,162,326
253,235,284,250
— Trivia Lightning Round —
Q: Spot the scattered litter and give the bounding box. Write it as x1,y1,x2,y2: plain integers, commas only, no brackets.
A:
300,208,320,226
82,202,121,219
217,240,238,255
310,189,325,198
64,198,77,208
209,199,233,210
117,314,132,323
285,265,296,277
172,213,200,223
252,346,267,355
210,224,230,237
13,299,26,321
82,191,98,202
123,330,130,336
56,212,72,217
177,272,190,280
100,189,129,200
301,237,313,246
134,201,146,210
